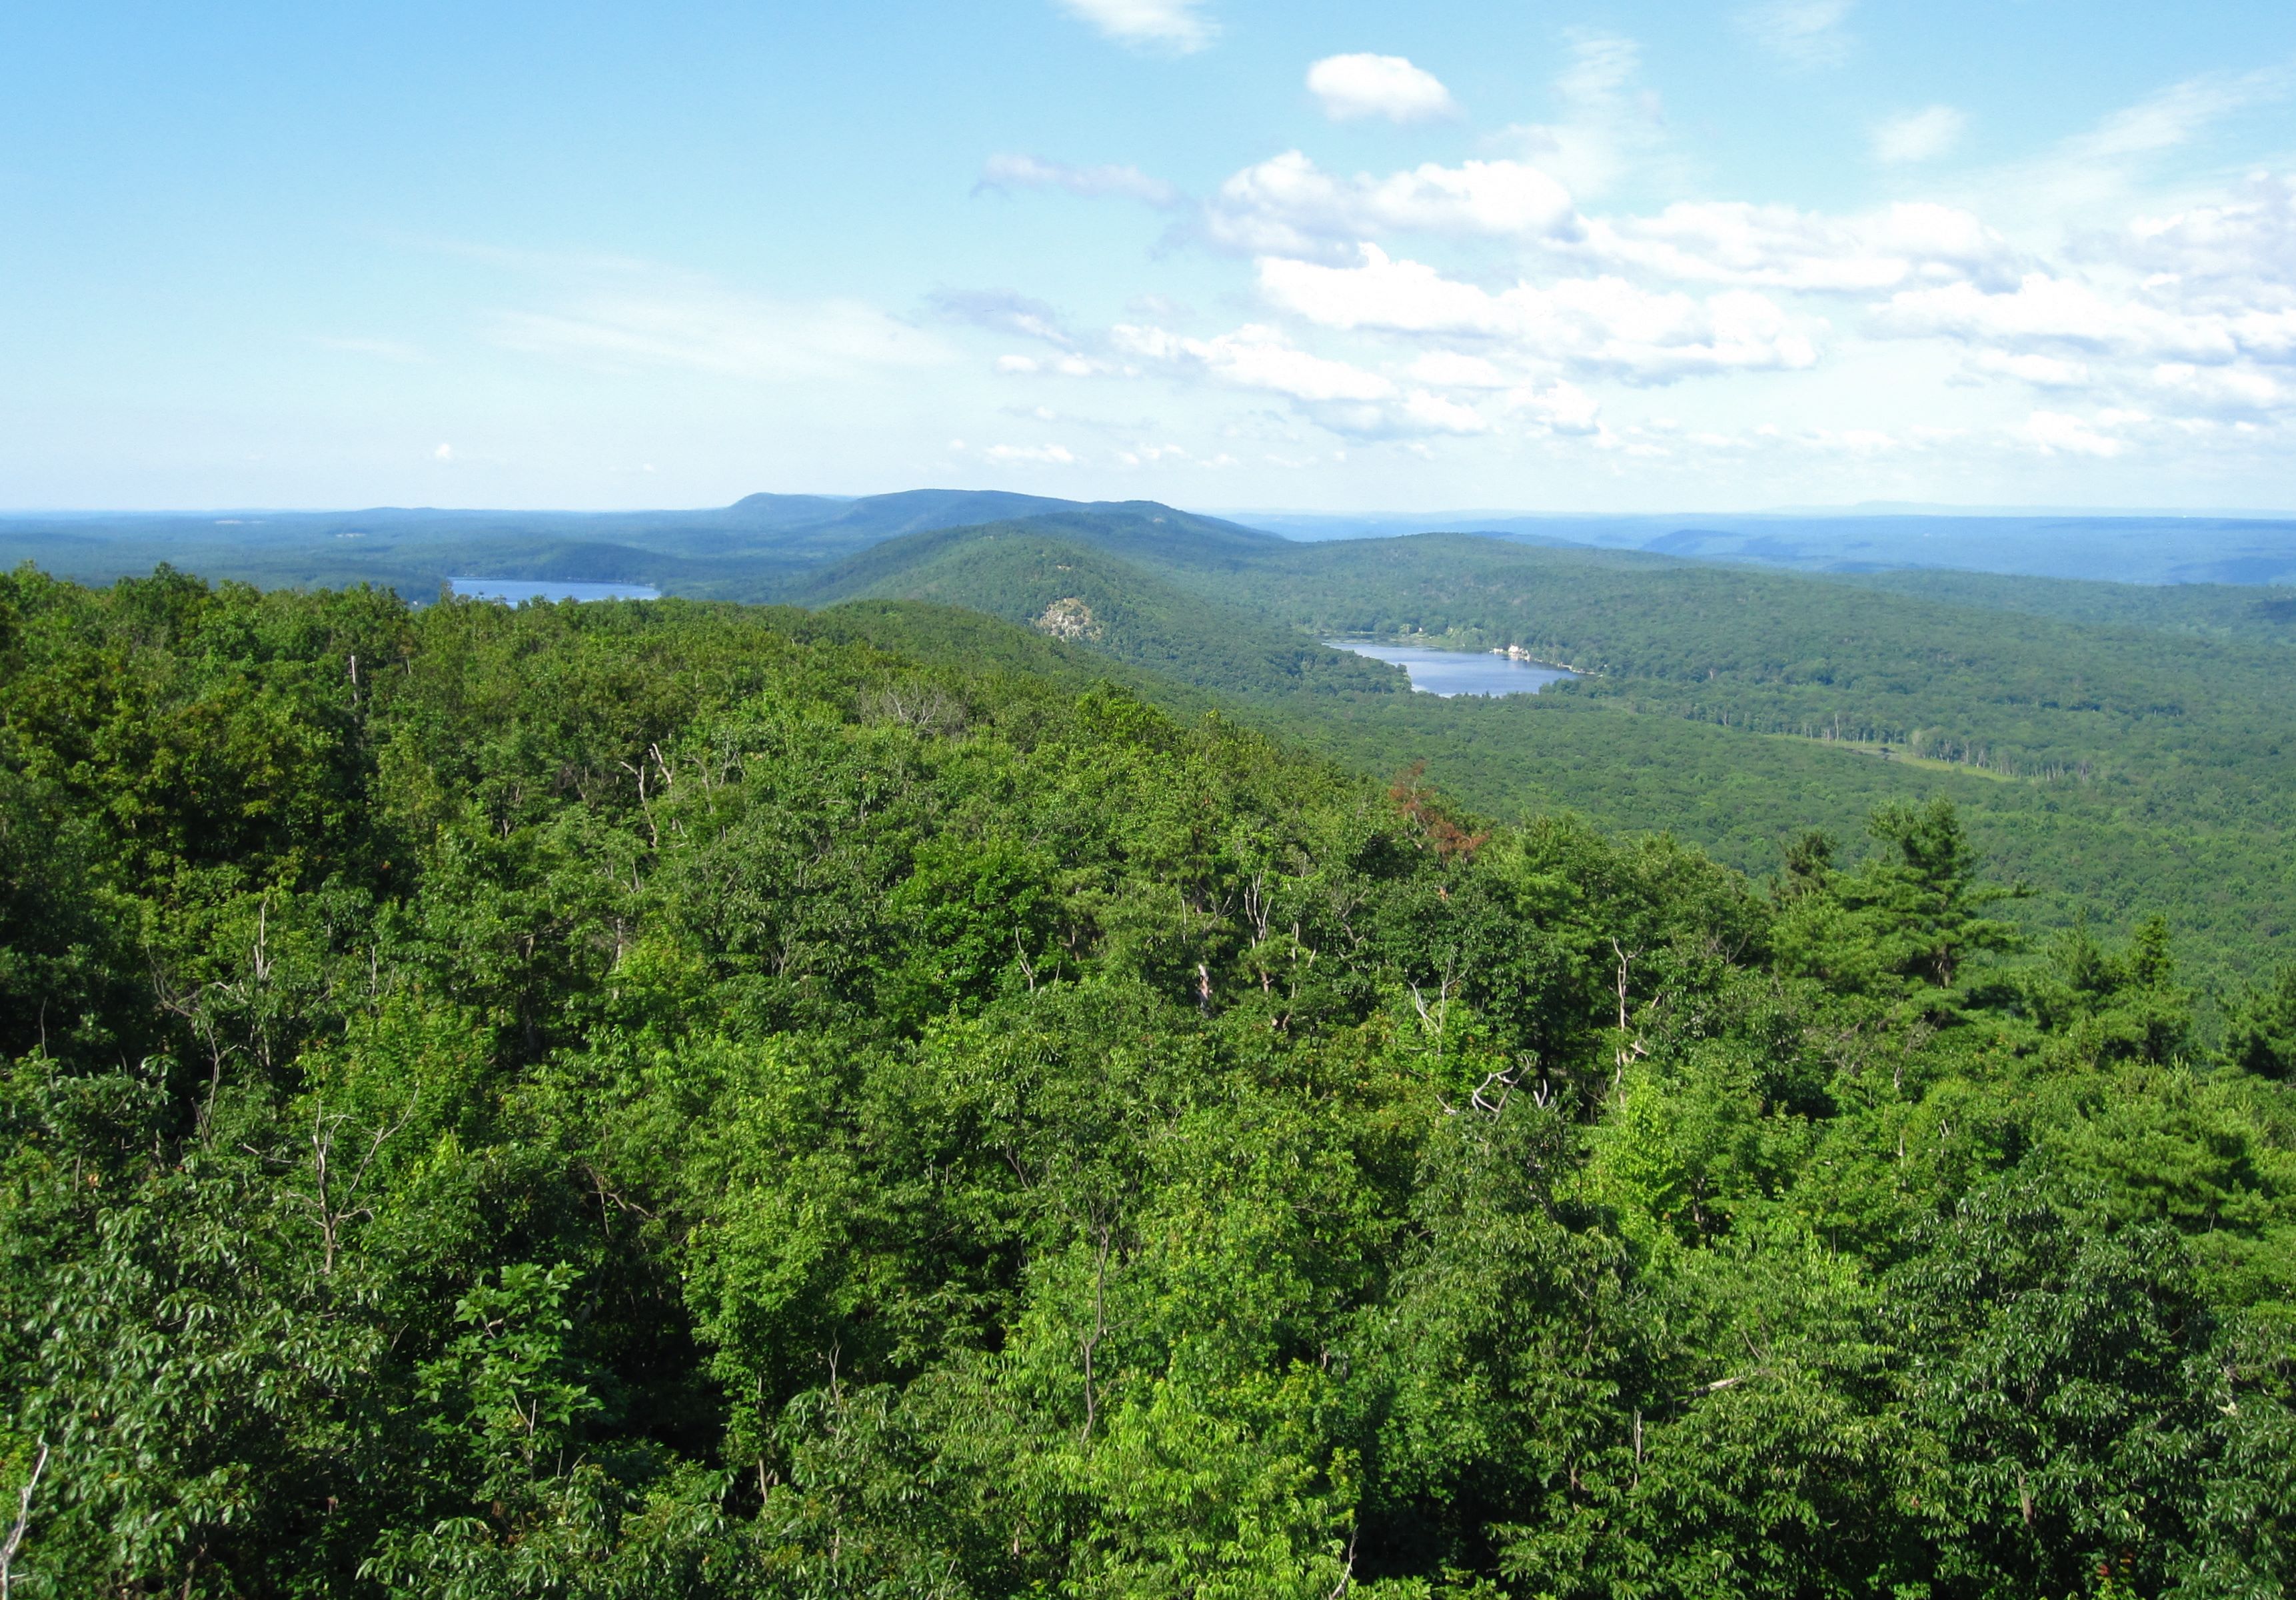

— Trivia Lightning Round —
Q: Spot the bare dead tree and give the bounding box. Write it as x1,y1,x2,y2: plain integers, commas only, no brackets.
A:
0,1439,49,1599
617,755,660,847
1610,937,1639,1033
1409,958,1460,1052
272,1099,414,1275
1609,938,1650,1095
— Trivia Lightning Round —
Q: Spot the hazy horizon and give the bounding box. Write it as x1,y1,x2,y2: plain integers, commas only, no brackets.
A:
8,495,2296,522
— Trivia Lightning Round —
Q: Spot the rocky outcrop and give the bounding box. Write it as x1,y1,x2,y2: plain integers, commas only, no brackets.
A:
1034,597,1102,642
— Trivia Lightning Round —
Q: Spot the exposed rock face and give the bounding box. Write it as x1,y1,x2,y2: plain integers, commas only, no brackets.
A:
1034,597,1102,642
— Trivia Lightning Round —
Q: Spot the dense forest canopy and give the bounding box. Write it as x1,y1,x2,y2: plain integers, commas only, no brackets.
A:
11,499,2296,991
1,566,2292,1597
774,519,2296,989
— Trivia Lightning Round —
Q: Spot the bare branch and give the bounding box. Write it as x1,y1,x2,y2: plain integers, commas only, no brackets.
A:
0,1438,50,1599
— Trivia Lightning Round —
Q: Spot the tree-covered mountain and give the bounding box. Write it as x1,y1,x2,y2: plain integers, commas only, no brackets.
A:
749,516,2296,989
1,567,2292,1597
1243,509,2296,586
0,491,1272,601
780,518,1393,700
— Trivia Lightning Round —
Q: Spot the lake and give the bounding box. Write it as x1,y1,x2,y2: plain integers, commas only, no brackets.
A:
1326,641,1578,697
449,578,660,603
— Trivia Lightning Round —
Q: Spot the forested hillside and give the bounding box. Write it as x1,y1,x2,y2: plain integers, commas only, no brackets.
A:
798,521,2296,987
1825,567,2296,647
786,523,1402,700
3,568,2293,1597
0,495,1272,602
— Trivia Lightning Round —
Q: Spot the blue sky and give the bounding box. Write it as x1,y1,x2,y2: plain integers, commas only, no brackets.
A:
5,1,2295,511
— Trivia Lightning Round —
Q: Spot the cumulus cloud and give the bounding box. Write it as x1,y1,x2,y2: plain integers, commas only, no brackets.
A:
1257,246,1820,383
1967,349,2091,388
2019,409,2144,457
1109,321,1506,439
1398,389,1488,433
1873,105,1966,165
983,442,1081,464
1737,0,1854,68
1055,0,1215,53
1506,380,1603,435
2149,361,2289,415
2121,173,2296,309
995,352,1107,377
1881,271,2296,363
1114,321,1395,402
1576,200,2015,291
1204,151,1578,258
976,153,1182,208
1406,350,1511,389
1306,53,1458,123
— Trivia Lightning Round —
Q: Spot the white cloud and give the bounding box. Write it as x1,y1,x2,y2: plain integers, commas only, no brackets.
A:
998,351,1111,378
1306,54,1458,123
315,335,427,363
1114,321,1396,402
978,153,1182,208
1406,351,1510,388
984,443,1080,464
1204,151,1577,258
1968,349,2092,388
1109,321,1505,440
1256,245,1820,383
2122,173,2296,309
1055,0,1215,53
492,281,952,381
433,443,455,461
1881,271,2296,363
2019,409,2141,457
1982,70,2292,225
1506,380,1603,435
1576,200,2014,291
1737,0,1854,68
1399,389,1488,433
1873,105,1966,165
932,288,1081,349
2150,361,2289,415
2061,68,2286,164
1499,31,1664,201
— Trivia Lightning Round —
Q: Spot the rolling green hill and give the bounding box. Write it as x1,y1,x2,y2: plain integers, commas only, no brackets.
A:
786,519,2296,989
781,519,1396,700
1825,565,2296,645
0,491,1276,601
11,493,2295,986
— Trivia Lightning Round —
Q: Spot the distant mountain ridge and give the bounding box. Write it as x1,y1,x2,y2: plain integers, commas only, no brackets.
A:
1224,509,2296,585
11,489,2296,591
0,490,1277,600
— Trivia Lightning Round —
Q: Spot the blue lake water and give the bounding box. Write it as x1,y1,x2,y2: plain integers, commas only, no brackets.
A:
449,578,659,603
1327,641,1578,697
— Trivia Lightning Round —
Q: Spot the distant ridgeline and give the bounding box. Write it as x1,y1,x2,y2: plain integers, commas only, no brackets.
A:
1,566,2293,1595
8,491,2296,986
10,491,2296,596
